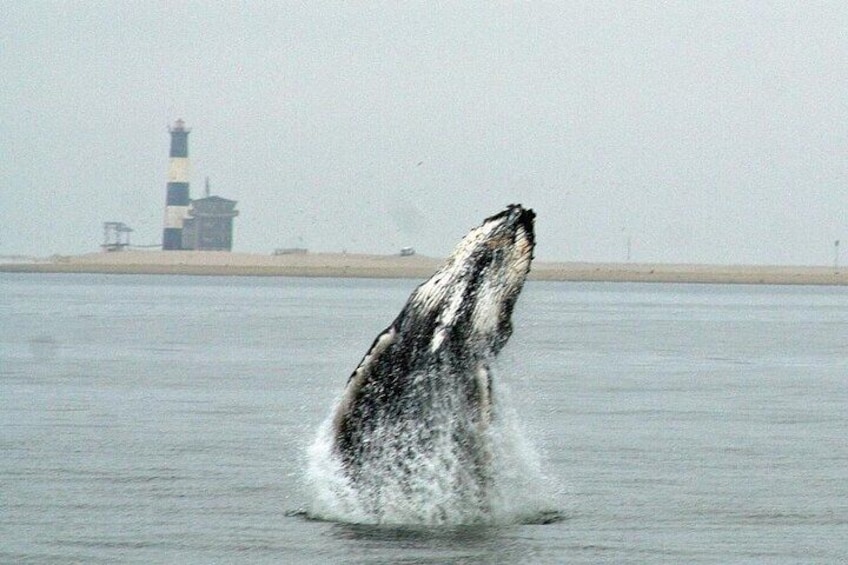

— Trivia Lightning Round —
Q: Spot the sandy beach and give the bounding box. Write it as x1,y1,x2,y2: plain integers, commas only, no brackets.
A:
2,250,847,285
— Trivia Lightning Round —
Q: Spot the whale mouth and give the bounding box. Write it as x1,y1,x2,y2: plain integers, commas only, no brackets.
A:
310,204,544,526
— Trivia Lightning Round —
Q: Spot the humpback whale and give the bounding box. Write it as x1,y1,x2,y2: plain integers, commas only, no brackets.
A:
321,204,535,524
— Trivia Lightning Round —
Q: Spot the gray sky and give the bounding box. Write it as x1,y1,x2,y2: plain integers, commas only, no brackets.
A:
2,2,846,264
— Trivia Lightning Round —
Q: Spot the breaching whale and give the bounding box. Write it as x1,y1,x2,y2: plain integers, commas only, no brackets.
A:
323,204,535,524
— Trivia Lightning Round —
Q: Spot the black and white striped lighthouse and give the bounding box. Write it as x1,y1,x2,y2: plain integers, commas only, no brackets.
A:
162,118,191,250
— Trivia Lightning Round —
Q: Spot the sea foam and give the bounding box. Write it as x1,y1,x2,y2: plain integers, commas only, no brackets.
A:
305,369,555,526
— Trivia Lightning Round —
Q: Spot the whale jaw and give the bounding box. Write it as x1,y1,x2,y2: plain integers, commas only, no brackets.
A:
328,204,535,524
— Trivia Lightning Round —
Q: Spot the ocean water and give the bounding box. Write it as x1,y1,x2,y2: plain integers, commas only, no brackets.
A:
1,273,846,563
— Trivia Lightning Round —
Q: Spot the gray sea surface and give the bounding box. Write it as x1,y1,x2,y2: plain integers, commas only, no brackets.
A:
1,273,846,563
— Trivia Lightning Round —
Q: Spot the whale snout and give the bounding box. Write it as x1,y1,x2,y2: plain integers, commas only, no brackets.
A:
484,204,535,252
507,203,535,230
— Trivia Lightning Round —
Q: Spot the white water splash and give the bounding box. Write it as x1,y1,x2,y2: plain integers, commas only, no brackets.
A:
305,371,556,526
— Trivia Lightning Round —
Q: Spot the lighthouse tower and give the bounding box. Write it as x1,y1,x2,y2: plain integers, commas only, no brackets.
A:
162,119,191,250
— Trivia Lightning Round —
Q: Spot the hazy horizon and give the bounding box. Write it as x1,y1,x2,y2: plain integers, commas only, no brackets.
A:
3,3,846,265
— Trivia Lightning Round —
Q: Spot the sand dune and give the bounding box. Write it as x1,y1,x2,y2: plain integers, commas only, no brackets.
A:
2,251,847,285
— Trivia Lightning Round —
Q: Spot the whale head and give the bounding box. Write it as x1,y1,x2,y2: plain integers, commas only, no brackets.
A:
408,203,535,358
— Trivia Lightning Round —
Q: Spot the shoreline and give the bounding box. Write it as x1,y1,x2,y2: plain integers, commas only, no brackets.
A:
2,251,847,285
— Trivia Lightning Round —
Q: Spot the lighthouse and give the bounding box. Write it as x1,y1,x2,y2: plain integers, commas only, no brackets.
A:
162,119,191,250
